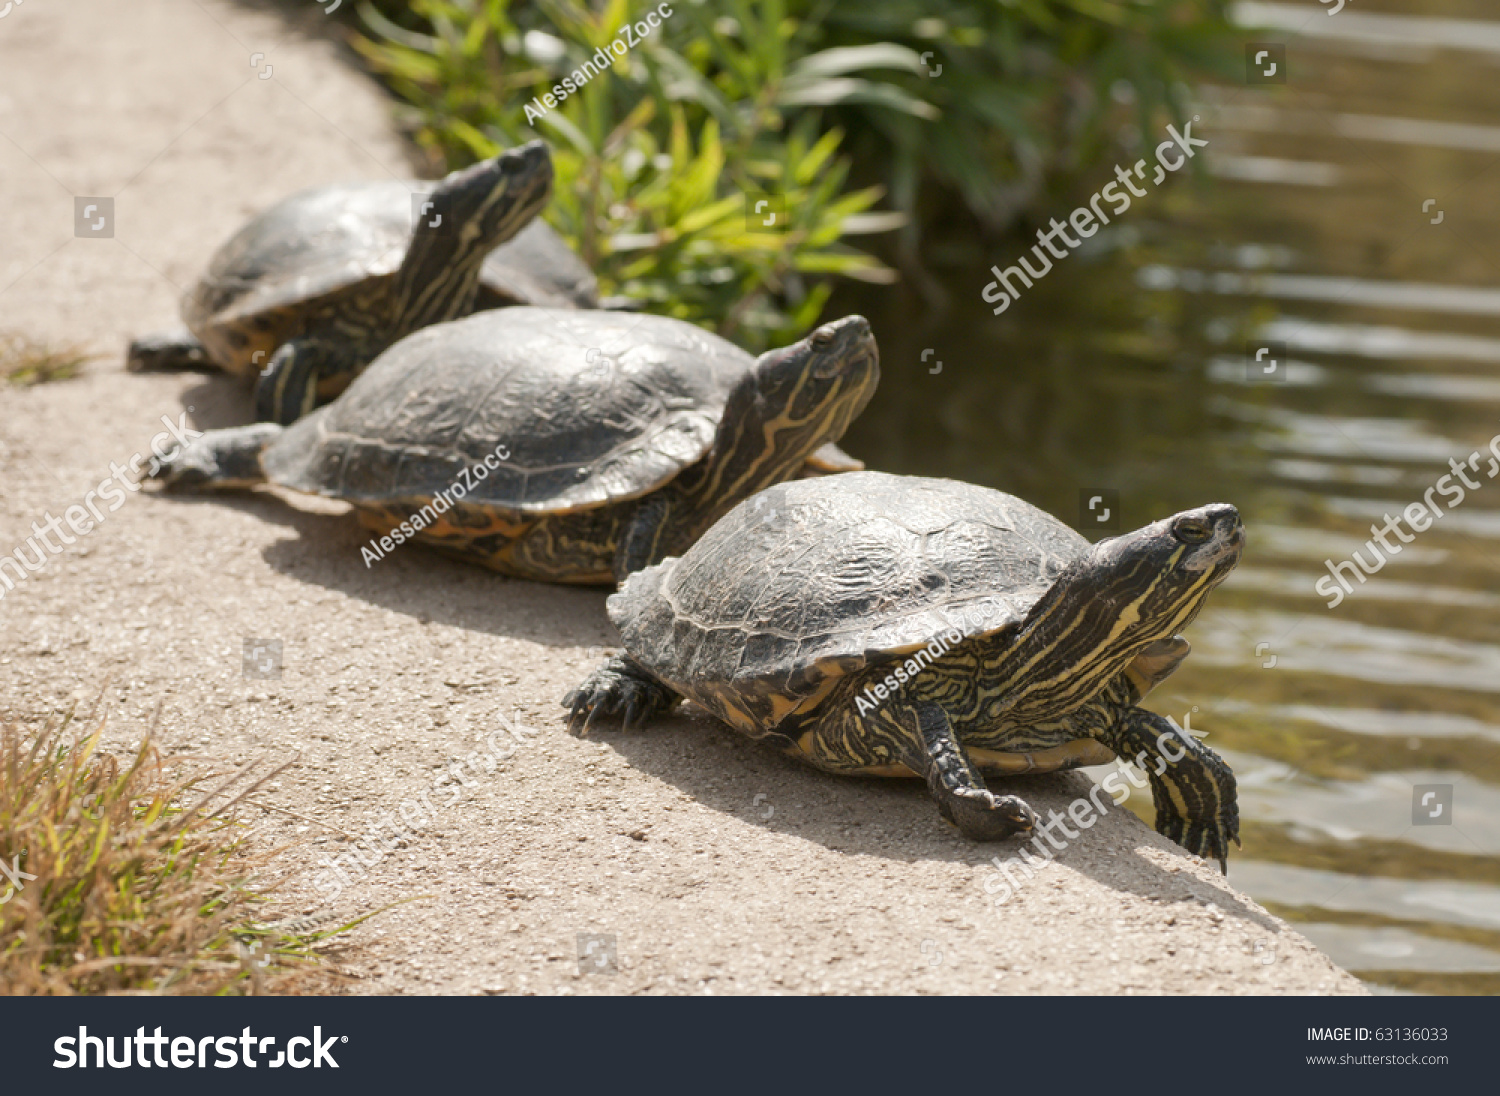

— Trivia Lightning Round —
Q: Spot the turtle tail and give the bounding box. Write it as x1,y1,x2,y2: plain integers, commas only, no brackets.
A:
146,423,282,490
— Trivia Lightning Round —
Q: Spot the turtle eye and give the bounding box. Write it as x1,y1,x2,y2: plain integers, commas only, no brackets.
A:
809,327,836,350
1173,519,1212,544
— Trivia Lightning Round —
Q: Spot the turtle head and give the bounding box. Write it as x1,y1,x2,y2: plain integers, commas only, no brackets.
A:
391,141,554,332
437,140,553,242
616,315,877,570
1088,503,1245,617
999,504,1244,719
753,313,879,425
667,315,877,547
704,315,879,494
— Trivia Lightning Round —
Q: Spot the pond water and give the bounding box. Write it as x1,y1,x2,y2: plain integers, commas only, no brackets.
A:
830,0,1500,993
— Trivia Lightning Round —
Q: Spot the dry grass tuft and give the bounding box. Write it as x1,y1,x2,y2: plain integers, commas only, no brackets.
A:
0,331,92,386
0,705,356,994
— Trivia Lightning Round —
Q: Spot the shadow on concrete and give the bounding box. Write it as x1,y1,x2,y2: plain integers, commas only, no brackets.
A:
586,705,1279,931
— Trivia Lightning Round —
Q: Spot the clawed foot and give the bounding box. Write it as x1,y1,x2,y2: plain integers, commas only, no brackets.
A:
562,656,676,735
1149,744,1240,872
144,436,214,488
1156,804,1241,874
144,423,280,490
940,787,1039,842
126,327,210,373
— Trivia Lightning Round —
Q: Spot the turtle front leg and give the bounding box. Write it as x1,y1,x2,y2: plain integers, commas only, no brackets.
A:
254,337,341,425
127,326,211,372
898,701,1039,841
563,655,680,734
1099,708,1240,872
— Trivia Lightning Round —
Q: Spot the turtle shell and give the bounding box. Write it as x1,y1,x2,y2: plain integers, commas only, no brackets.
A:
608,472,1091,729
260,306,760,513
183,179,595,376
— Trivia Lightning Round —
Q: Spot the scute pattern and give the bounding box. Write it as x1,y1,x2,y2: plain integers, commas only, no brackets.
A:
609,472,1091,721
186,181,414,342
261,307,759,513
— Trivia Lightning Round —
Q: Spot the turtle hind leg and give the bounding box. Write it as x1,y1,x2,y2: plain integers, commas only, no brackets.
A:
147,423,283,490
127,326,211,372
563,655,679,735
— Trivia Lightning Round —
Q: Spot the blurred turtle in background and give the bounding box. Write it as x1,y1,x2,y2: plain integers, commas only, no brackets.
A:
127,141,577,423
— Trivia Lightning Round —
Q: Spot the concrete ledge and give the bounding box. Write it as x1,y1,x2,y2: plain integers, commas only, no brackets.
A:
0,0,1364,995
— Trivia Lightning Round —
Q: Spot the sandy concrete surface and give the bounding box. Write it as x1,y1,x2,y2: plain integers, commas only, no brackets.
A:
0,0,1364,995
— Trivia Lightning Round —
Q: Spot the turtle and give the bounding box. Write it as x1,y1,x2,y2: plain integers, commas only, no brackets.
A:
126,141,573,424
147,308,880,585
564,472,1245,867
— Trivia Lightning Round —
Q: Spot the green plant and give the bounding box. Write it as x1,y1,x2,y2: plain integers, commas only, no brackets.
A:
355,0,906,349
357,0,1237,276
1,331,91,386
0,708,348,994
794,0,1239,247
